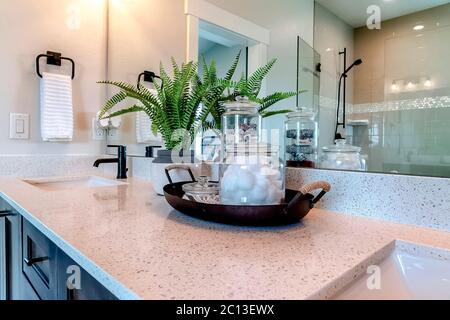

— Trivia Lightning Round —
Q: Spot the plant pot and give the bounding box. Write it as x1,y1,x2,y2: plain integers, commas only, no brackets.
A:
151,150,217,195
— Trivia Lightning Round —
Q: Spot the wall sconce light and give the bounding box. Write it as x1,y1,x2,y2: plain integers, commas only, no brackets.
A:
424,78,432,87
391,81,399,91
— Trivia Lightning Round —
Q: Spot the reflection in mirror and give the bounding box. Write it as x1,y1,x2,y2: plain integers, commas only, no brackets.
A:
314,0,450,177
104,0,450,179
106,0,178,157
198,20,250,81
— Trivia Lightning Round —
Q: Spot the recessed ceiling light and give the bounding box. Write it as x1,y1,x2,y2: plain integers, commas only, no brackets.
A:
413,25,425,31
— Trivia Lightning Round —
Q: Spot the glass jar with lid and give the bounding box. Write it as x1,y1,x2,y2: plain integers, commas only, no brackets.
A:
220,97,284,206
320,139,367,171
182,176,220,204
284,108,318,168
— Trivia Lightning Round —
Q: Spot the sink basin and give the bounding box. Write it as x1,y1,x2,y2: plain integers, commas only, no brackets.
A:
332,241,450,300
23,176,128,191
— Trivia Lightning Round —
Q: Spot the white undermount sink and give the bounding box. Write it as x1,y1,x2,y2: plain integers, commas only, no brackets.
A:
333,241,450,300
23,176,128,191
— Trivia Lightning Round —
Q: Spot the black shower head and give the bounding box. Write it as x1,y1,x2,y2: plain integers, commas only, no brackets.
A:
344,59,363,74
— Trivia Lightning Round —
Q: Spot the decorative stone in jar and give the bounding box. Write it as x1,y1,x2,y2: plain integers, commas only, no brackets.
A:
284,108,318,168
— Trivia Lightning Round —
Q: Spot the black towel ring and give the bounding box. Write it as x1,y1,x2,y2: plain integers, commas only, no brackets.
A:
36,51,75,80
137,70,161,90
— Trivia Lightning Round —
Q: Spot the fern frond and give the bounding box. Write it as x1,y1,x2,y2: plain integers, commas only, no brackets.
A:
98,91,127,119
258,91,299,112
225,50,242,81
106,105,146,119
247,58,276,96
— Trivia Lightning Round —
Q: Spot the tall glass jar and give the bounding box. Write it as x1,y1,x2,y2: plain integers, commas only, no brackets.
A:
284,108,318,168
220,97,284,205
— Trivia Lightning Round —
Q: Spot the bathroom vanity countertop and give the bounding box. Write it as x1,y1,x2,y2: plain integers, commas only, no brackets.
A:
1,176,450,300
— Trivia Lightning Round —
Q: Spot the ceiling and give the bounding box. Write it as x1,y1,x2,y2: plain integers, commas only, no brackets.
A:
316,0,450,27
198,38,218,55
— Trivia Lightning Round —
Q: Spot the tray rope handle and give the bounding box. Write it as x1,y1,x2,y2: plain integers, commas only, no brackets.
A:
165,164,196,184
299,181,332,204
284,181,331,214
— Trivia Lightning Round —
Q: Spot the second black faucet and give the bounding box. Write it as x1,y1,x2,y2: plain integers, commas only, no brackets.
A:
93,145,128,179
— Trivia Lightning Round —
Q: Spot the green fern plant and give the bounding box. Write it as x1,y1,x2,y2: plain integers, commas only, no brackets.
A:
199,51,306,130
98,58,210,150
98,54,305,149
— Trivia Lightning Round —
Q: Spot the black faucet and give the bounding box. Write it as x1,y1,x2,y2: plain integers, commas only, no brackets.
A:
94,145,128,179
145,145,162,158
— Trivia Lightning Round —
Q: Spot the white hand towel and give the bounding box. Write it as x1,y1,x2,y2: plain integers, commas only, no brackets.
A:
40,72,74,142
136,89,162,143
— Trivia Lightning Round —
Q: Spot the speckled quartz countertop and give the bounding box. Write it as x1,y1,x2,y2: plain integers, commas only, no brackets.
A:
1,176,450,300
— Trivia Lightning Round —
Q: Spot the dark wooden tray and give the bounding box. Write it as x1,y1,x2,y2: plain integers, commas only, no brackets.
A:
163,180,331,227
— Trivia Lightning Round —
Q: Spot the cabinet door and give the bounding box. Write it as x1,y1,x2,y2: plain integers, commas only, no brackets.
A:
1,204,19,300
57,251,117,300
22,219,58,300
0,216,6,300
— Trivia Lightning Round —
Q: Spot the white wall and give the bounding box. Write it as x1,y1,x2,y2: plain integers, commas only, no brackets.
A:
107,0,187,156
0,0,108,155
313,3,354,149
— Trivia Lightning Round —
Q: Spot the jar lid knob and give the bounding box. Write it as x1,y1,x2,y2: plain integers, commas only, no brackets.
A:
197,176,209,187
236,96,250,103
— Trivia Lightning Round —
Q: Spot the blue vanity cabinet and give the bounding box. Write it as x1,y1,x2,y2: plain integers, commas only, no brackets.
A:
1,195,118,301
57,251,117,300
21,219,117,300
22,219,58,300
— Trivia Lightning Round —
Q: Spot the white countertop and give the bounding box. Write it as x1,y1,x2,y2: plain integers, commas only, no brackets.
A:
1,176,450,300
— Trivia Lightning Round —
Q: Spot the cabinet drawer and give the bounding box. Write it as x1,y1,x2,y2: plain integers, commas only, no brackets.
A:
57,252,117,300
22,219,57,300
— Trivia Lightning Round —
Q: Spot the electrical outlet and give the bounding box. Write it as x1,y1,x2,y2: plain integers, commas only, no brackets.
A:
107,127,120,141
92,118,106,141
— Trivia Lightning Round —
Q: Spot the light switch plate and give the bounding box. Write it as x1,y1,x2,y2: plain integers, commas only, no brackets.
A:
9,113,29,139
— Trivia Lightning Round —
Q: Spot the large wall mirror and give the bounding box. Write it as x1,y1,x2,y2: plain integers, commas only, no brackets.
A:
105,0,450,179
315,0,450,177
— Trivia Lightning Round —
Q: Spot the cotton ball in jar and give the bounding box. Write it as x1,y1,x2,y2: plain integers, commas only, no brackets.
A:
260,166,281,181
267,187,283,204
249,183,269,203
220,174,236,193
235,166,256,191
